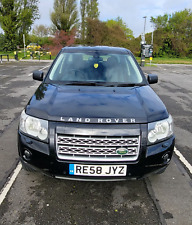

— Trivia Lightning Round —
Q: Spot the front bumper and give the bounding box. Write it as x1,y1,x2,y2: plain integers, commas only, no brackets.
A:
18,131,175,181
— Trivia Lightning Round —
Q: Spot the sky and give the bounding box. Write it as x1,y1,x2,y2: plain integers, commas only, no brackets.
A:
24,0,192,38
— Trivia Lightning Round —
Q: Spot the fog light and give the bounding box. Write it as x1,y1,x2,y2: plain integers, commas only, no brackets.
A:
23,149,32,161
162,153,170,163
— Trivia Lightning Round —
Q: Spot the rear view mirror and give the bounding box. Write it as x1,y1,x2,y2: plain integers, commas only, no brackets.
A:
147,74,158,84
33,71,44,81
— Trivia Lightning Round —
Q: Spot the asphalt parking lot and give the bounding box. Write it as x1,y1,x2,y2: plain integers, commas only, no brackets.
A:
0,61,192,225
143,64,192,169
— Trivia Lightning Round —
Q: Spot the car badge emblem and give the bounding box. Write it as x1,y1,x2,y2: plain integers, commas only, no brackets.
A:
116,148,128,155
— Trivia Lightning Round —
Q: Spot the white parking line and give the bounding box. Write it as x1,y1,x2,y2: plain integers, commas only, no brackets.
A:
0,64,51,206
39,65,50,71
28,72,33,77
28,65,50,77
174,148,192,174
0,163,22,206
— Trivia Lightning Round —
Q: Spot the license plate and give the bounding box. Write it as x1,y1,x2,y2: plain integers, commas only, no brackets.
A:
69,164,127,177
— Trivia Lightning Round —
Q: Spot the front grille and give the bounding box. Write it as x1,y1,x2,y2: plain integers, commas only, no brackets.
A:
56,134,140,162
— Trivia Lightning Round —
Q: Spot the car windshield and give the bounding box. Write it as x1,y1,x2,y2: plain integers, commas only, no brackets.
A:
48,50,144,86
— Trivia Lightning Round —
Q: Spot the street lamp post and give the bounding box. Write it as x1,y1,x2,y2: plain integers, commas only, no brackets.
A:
141,16,147,67
23,34,26,58
143,16,147,44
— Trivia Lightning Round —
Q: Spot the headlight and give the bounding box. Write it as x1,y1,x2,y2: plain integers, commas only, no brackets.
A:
148,115,173,144
19,110,48,141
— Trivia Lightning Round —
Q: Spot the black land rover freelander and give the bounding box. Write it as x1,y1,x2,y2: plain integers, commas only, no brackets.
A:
18,46,175,181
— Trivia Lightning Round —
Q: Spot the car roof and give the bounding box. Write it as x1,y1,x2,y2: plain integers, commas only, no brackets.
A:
62,46,131,54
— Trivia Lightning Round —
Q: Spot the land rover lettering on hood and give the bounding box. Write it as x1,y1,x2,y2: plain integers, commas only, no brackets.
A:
18,46,175,181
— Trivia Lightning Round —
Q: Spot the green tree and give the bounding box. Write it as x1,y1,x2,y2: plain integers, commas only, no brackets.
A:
151,9,192,57
30,24,52,47
0,0,39,51
106,17,134,40
86,0,99,19
80,0,88,43
0,0,20,50
0,33,5,51
80,0,99,42
150,14,169,30
169,9,192,39
51,0,79,32
18,0,40,44
85,18,130,48
32,24,51,38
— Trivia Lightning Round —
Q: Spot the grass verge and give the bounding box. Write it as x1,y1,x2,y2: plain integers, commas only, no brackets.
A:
0,50,55,60
136,57,192,64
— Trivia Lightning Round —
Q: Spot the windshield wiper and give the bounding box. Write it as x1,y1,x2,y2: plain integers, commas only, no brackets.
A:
63,81,112,86
115,83,145,87
60,81,145,87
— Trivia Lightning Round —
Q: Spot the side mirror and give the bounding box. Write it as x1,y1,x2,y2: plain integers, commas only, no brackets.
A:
148,74,158,84
33,71,44,81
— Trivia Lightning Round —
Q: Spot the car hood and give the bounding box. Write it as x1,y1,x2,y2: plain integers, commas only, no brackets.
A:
26,83,168,124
